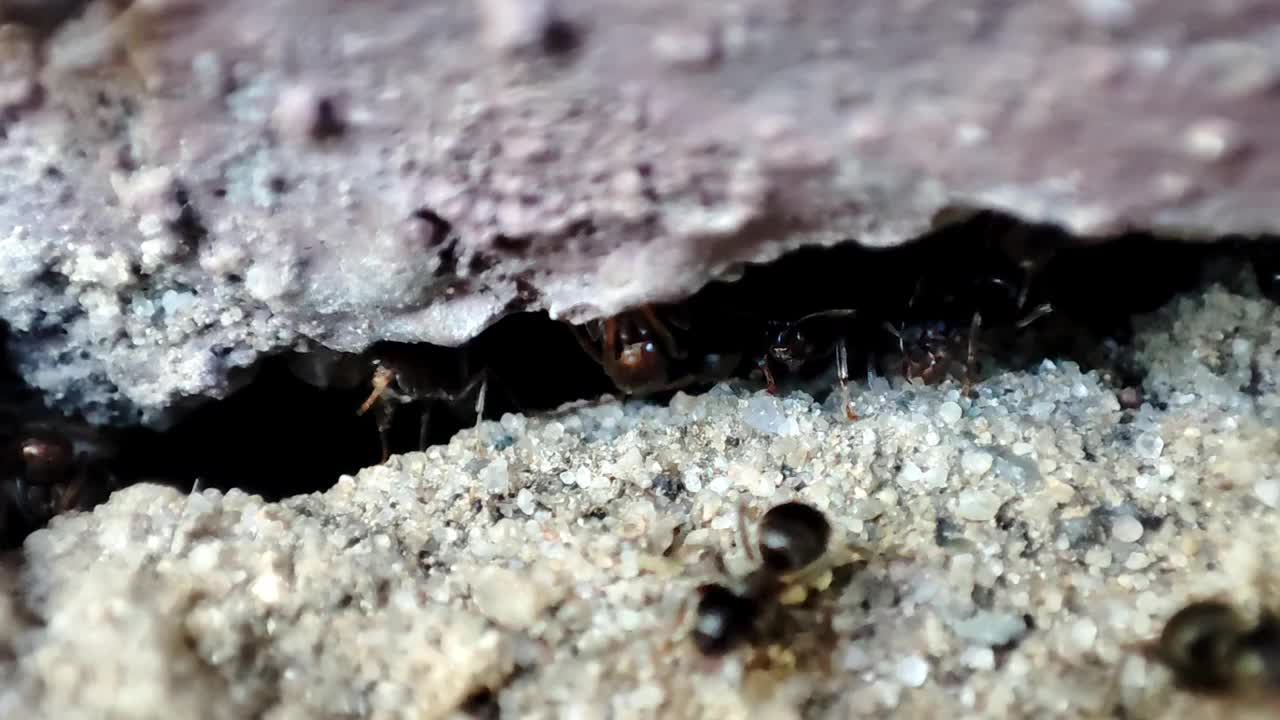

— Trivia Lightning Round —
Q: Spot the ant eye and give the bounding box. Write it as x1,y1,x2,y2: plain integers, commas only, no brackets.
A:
757,501,831,573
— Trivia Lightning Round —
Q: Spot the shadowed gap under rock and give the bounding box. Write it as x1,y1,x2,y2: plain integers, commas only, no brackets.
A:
1,210,1277,547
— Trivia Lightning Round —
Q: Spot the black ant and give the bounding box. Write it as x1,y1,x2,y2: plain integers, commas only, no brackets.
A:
1134,600,1280,700
756,309,862,419
571,303,742,396
1154,600,1280,697
1,418,120,548
1101,591,1280,719
880,218,1057,392
686,501,850,659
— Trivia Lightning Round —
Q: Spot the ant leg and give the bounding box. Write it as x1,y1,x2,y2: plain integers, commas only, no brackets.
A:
602,318,619,368
736,500,759,565
1016,302,1054,329
569,324,605,365
417,405,432,452
473,376,489,431
964,312,982,395
835,337,857,421
375,401,395,463
759,356,780,395
640,305,685,359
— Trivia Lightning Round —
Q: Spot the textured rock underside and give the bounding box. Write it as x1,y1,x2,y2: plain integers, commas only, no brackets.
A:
2,0,1280,425
2,276,1278,719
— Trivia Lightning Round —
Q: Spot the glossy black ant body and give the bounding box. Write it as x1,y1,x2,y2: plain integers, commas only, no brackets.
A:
756,309,857,390
878,214,1059,391
689,501,838,657
1145,600,1280,698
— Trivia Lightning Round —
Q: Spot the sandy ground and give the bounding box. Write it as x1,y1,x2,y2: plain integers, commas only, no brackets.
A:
1,276,1278,720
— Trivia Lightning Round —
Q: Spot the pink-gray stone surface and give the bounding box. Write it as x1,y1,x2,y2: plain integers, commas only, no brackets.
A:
1,0,1278,425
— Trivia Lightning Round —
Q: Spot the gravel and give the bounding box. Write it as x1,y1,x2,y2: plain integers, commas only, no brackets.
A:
2,279,1279,719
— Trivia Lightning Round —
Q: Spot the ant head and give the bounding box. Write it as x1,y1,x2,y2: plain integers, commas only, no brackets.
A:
17,431,74,485
768,328,810,369
757,501,831,573
692,583,757,656
616,340,668,388
1156,600,1247,692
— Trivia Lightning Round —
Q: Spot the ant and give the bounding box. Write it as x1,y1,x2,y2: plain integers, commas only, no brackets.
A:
1,419,119,548
1150,600,1280,697
571,303,742,396
1103,587,1280,719
354,342,490,464
286,341,491,464
880,227,1055,392
756,309,861,418
1126,600,1280,703
684,501,852,660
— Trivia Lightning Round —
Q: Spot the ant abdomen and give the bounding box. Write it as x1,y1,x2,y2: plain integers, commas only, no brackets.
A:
692,583,758,656
757,501,831,573
1157,601,1249,693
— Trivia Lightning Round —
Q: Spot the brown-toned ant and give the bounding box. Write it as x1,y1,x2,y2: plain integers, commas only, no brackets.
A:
287,342,491,464
356,343,489,464
571,303,742,396
1,418,119,548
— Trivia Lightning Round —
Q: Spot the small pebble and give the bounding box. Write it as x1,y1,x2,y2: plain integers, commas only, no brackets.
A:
960,450,994,477
951,611,1028,646
960,646,995,671
956,490,1001,522
1085,547,1113,568
1135,433,1164,460
1111,515,1144,543
471,567,547,630
842,644,873,671
1071,618,1098,650
896,655,930,688
479,459,511,495
743,395,799,436
1255,479,1280,509
1029,401,1055,420
516,488,537,515
938,401,963,425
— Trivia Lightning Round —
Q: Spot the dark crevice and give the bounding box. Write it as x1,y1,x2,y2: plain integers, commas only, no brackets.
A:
1,210,1277,546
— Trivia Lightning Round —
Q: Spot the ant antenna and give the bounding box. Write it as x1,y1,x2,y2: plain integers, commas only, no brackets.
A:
474,376,489,430
167,478,202,556
792,308,856,326
735,500,759,565
882,322,905,352
834,337,855,420
1016,303,1054,329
